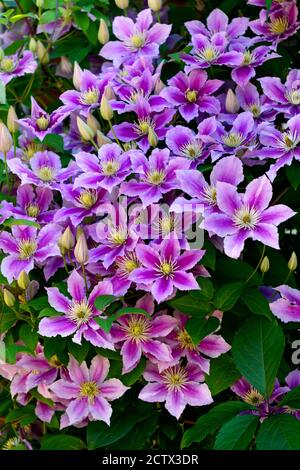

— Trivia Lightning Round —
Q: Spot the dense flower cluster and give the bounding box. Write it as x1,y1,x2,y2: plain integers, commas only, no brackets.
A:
0,0,300,443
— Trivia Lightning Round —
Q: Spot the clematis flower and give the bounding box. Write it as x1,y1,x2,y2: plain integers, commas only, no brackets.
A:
161,70,222,122
0,224,61,283
50,355,128,427
39,270,115,349
121,148,190,208
235,82,277,124
18,97,65,141
0,184,54,224
269,285,300,323
111,97,176,152
8,151,79,190
63,114,94,154
110,251,141,296
0,50,37,85
130,238,204,303
254,113,300,181
171,155,244,216
260,70,300,117
250,3,300,44
205,175,295,258
100,9,171,67
59,70,108,116
139,361,213,419
73,143,132,192
165,124,212,165
111,294,176,373
182,32,244,73
185,8,249,43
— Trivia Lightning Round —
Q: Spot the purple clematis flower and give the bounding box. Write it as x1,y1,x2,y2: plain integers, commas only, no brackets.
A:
171,156,244,217
0,224,61,283
260,70,300,117
269,285,300,323
18,97,65,141
0,184,54,224
161,70,222,122
130,238,204,303
111,294,176,373
73,143,132,192
39,270,115,349
59,70,108,117
235,82,277,124
110,251,141,296
205,175,295,259
250,3,300,44
111,97,176,152
8,151,79,190
0,50,37,85
121,148,190,208
50,355,128,427
254,114,300,181
210,111,255,161
182,32,244,73
100,9,171,67
232,370,300,420
139,361,213,419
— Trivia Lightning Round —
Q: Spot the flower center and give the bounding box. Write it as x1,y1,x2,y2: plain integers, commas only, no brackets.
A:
116,253,140,277
22,142,45,161
197,46,219,62
108,226,127,246
203,185,217,205
81,87,100,105
78,189,98,209
18,239,37,260
130,34,145,48
36,115,50,130
158,257,177,278
80,381,98,401
68,300,93,325
269,16,288,35
160,215,175,236
243,388,264,406
249,104,261,117
162,366,188,390
180,141,202,159
281,131,299,150
126,316,150,340
48,355,62,368
146,170,166,185
0,58,15,72
136,119,151,135
2,438,20,450
242,50,253,65
177,329,195,350
101,160,120,176
223,132,244,148
37,166,55,182
286,89,300,105
233,205,260,229
185,90,198,103
26,204,40,218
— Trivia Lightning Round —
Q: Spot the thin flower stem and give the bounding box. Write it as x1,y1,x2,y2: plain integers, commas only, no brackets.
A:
3,151,10,192
63,255,69,274
81,263,88,292
246,245,266,283
108,119,124,149
13,133,17,159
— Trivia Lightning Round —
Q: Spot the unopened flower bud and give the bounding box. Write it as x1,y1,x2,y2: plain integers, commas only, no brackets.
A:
154,78,165,94
36,0,44,8
17,271,30,290
29,37,37,53
74,233,89,264
87,113,100,133
225,89,239,114
58,56,72,77
77,116,95,141
98,19,109,45
104,86,115,100
36,40,49,64
115,0,129,9
148,0,162,11
3,289,15,307
0,122,12,154
260,256,270,274
61,226,75,251
100,95,113,121
148,127,158,147
73,61,82,90
96,130,111,147
288,251,297,271
7,106,18,133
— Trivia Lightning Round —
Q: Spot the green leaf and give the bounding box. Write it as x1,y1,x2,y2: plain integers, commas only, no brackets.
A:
265,0,273,10
44,337,67,360
39,10,59,24
197,278,215,300
241,288,272,319
0,310,16,333
213,282,244,311
185,316,219,345
111,414,158,450
67,340,89,363
6,405,36,426
19,324,38,351
3,217,40,228
181,402,252,448
232,317,285,397
168,294,211,316
28,296,49,311
256,415,300,450
0,80,6,104
41,435,85,450
38,307,58,318
94,295,116,311
121,358,146,386
206,354,240,396
214,414,259,450
42,134,64,152
279,385,300,409
115,307,151,317
74,11,90,31
201,241,216,270
216,258,261,285
286,163,300,190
